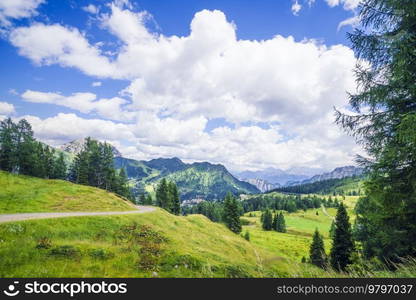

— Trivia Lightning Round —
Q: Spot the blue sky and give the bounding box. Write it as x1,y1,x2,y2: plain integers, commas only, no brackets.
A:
0,0,363,172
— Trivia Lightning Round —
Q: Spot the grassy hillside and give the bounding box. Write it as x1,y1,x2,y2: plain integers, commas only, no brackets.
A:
0,171,135,213
273,176,363,195
115,157,259,200
0,209,308,278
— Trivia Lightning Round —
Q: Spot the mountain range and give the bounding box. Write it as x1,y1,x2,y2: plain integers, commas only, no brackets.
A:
57,139,259,201
57,138,363,201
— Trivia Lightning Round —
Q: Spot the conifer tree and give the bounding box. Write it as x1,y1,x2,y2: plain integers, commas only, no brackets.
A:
145,194,153,205
309,229,326,268
262,209,273,231
330,203,354,271
244,231,250,241
156,178,171,212
52,152,67,179
169,181,181,215
223,192,242,234
16,119,37,176
276,212,287,233
336,0,416,263
0,117,18,172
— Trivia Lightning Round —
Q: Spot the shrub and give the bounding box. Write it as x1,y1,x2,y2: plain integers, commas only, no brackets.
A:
36,237,52,249
88,248,114,260
49,245,80,258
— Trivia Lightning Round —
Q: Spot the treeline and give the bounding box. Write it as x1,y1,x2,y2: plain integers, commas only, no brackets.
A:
260,210,286,233
306,203,354,271
182,192,243,233
273,177,362,195
154,178,181,215
69,137,133,201
0,118,134,201
242,194,339,213
0,118,66,179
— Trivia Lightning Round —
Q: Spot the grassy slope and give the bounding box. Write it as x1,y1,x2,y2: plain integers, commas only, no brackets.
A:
0,209,307,278
0,171,135,213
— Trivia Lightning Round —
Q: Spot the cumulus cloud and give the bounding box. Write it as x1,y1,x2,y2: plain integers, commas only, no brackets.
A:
21,90,134,121
325,0,361,11
10,24,114,77
291,1,302,16
0,0,44,26
92,81,102,87
22,113,135,147
8,2,361,171
82,4,99,15
0,101,15,115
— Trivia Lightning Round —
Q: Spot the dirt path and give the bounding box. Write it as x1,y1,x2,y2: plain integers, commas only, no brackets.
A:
0,205,156,224
321,204,335,221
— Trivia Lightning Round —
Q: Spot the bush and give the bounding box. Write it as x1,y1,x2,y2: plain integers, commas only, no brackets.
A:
88,248,114,260
35,237,52,249
223,265,252,278
49,245,80,258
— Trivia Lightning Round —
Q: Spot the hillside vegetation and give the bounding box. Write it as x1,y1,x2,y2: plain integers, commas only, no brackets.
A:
0,209,303,278
115,157,259,200
0,171,135,213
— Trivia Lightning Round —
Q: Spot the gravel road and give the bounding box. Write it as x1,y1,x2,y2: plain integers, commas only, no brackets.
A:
0,205,156,224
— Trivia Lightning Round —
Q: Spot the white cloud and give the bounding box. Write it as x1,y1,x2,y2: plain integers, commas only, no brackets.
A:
0,101,15,115
21,90,133,121
291,1,302,16
9,3,362,171
92,81,102,87
337,15,360,30
22,113,135,147
82,4,99,15
10,23,114,77
0,0,44,26
325,0,361,11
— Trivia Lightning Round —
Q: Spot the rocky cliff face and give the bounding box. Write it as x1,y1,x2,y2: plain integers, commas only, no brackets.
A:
59,138,122,157
242,178,279,193
300,166,364,185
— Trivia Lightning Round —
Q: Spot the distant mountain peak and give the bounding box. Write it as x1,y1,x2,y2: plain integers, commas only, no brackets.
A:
59,138,122,157
295,165,364,185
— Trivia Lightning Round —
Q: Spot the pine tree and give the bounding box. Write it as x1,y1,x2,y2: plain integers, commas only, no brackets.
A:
0,117,18,172
276,212,287,233
52,152,67,179
223,192,242,234
156,178,171,212
330,203,354,271
145,194,153,205
309,229,326,268
336,0,416,263
169,181,181,215
262,209,273,231
329,220,336,239
244,231,250,241
272,213,278,230
16,119,37,176
139,193,146,205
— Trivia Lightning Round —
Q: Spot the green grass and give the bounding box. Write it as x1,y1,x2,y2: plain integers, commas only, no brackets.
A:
0,171,135,213
242,207,335,262
0,209,307,278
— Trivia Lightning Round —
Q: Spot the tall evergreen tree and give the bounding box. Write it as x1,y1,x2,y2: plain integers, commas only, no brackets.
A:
16,119,37,176
223,192,242,234
52,152,67,179
276,212,287,233
169,181,181,215
156,178,171,212
0,117,18,172
262,209,273,231
336,0,416,263
309,229,326,268
330,203,354,271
